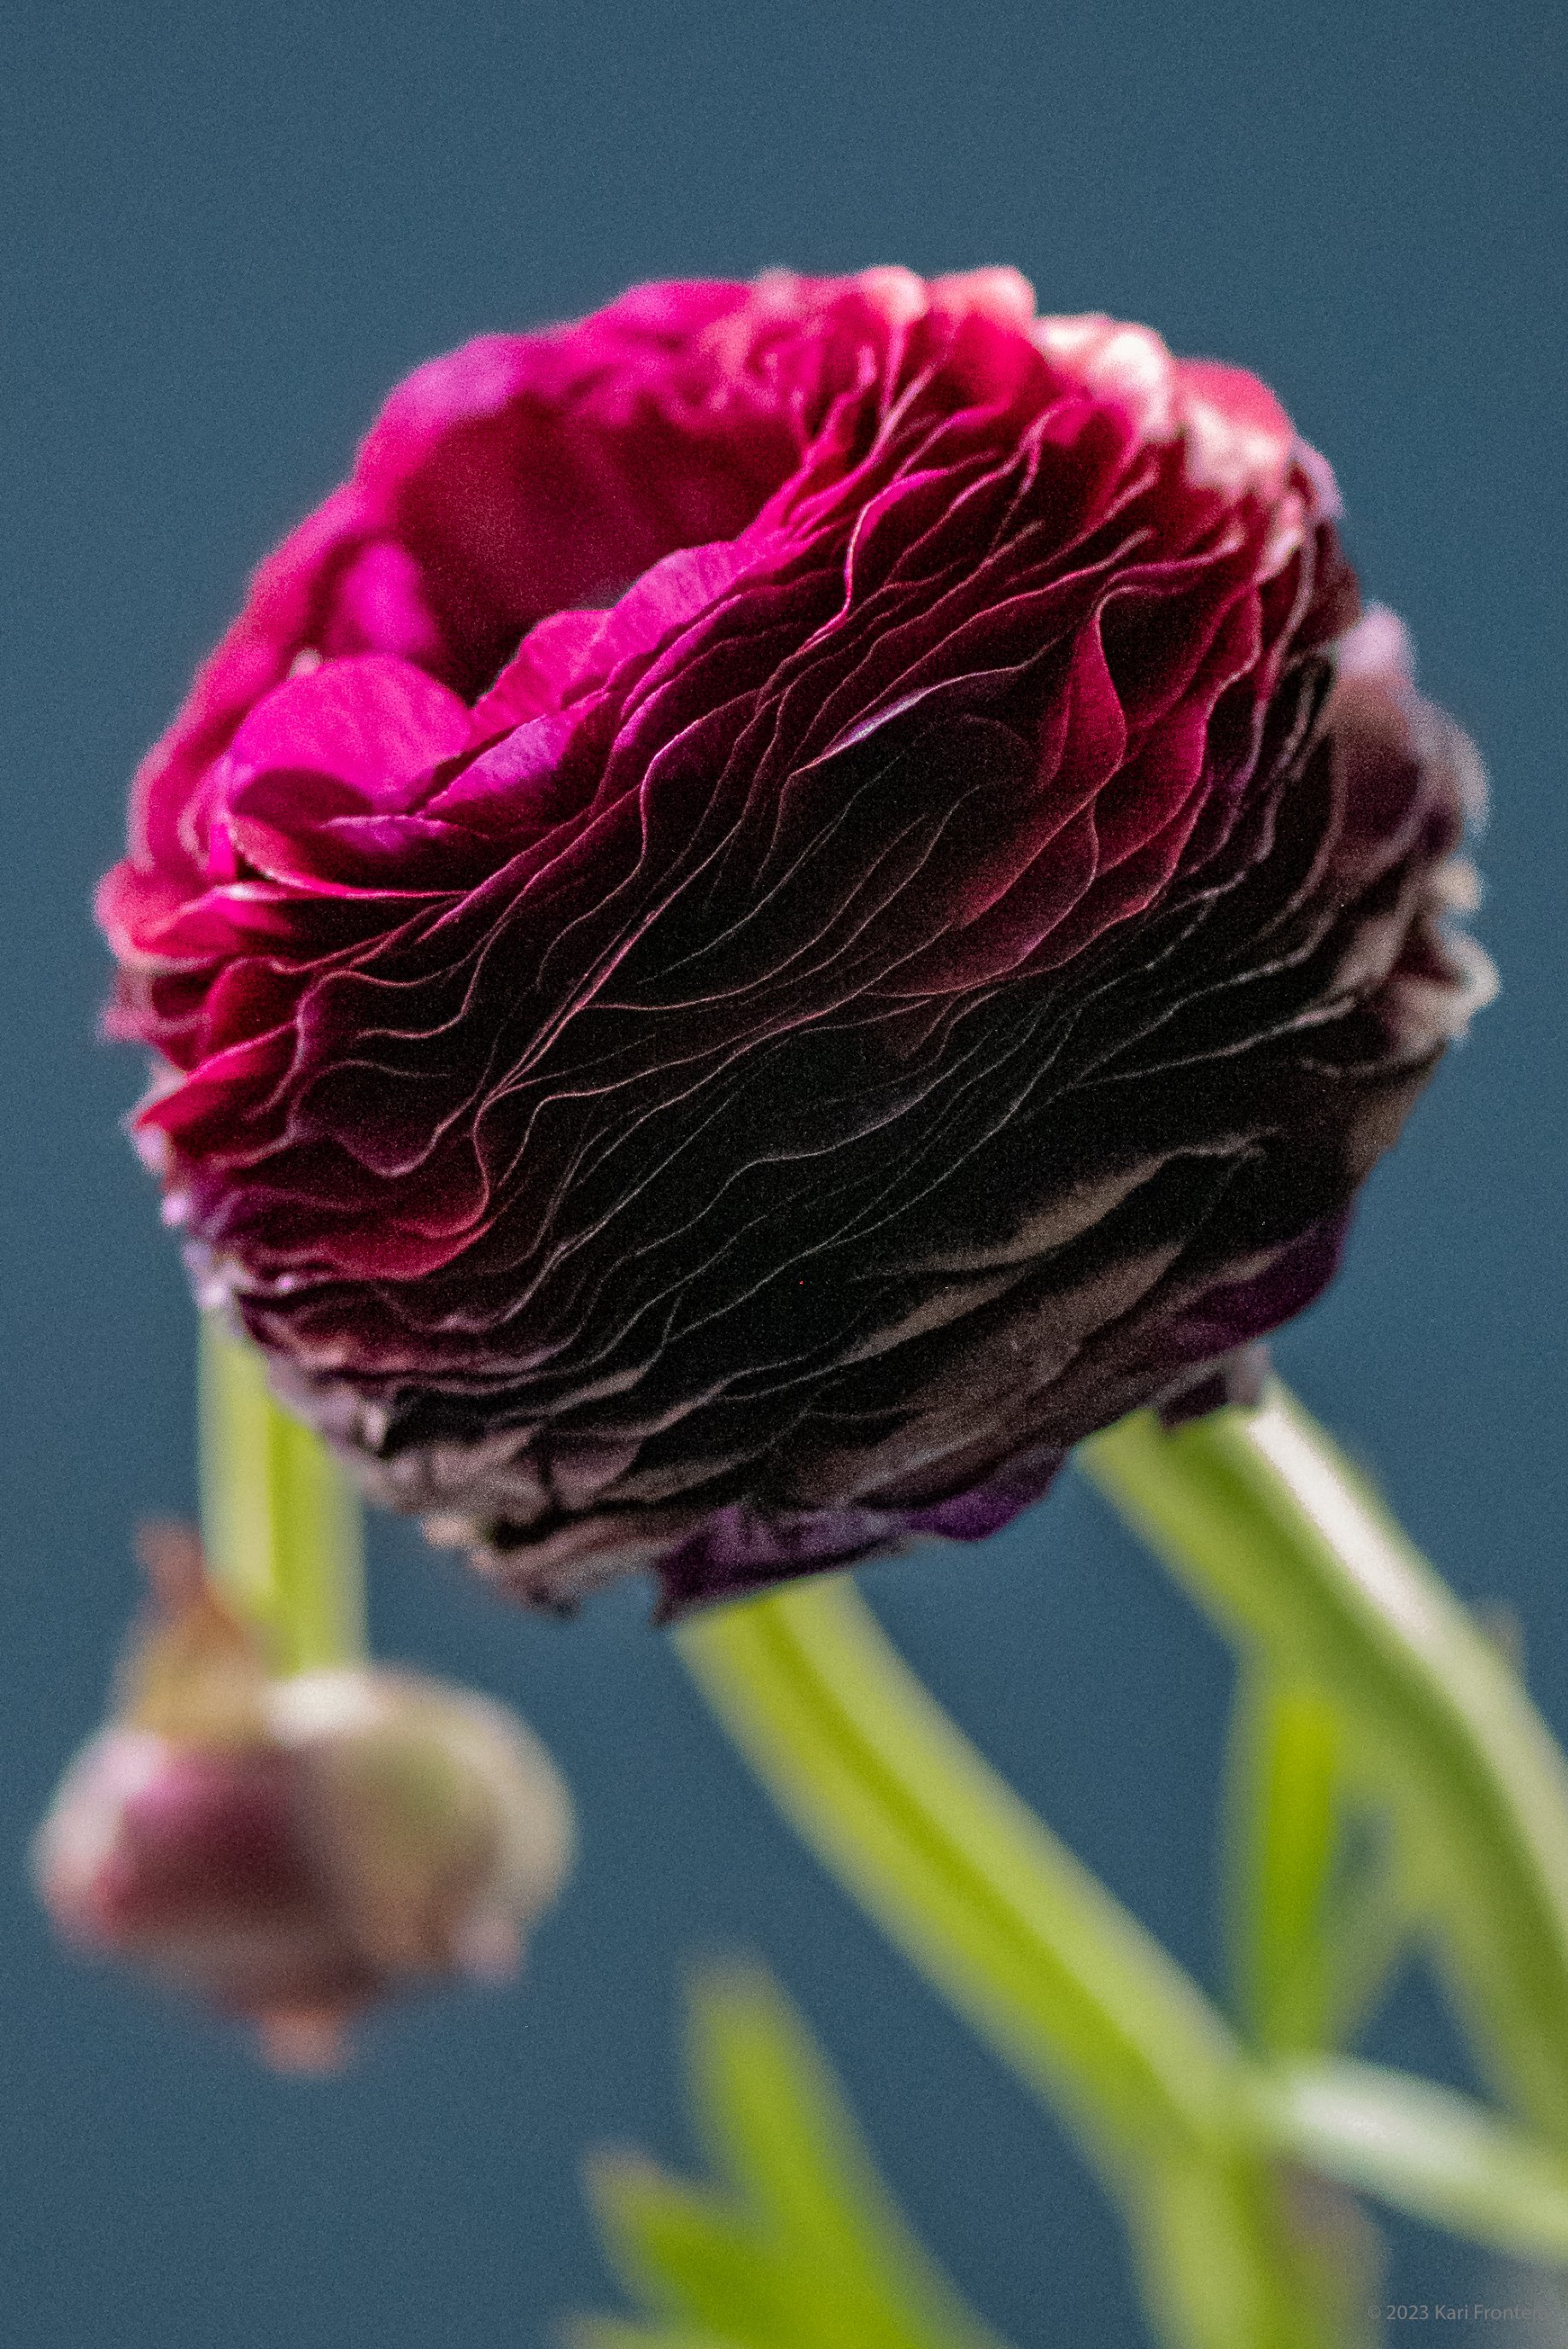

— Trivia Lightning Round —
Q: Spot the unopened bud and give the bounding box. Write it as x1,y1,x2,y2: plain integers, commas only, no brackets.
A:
32,1527,572,2068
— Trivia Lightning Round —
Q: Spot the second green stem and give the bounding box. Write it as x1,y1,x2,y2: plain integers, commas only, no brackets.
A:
1082,1388,1568,2147
198,1313,367,1673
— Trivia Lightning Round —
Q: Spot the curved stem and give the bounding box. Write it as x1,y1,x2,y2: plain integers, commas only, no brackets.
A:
677,1578,1361,2349
1222,1666,1347,2053
1080,1385,1568,2146
198,1314,366,1673
1244,2057,1568,2264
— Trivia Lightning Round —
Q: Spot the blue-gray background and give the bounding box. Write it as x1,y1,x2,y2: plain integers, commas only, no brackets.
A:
3,4,1564,2343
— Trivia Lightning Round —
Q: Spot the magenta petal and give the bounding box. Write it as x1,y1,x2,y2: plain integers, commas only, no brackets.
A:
222,656,474,814
322,540,447,666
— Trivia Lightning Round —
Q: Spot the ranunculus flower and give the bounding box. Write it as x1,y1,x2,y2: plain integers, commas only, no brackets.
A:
33,1528,572,2065
98,269,1493,1613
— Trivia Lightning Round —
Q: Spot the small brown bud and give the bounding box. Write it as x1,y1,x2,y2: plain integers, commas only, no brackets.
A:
32,1532,572,2068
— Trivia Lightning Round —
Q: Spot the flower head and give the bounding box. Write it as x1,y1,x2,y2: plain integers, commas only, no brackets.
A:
98,271,1492,1612
33,1527,572,2065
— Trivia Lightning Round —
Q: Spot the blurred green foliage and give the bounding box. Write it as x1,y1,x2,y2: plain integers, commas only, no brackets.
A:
571,1966,1009,2349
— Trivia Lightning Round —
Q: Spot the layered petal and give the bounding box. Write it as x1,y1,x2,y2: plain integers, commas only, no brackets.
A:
97,272,1492,1609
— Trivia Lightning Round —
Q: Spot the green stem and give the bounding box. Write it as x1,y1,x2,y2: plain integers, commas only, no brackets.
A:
197,1313,366,1673
1223,1666,1347,2054
1080,1385,1568,2146
1319,1854,1423,2056
677,1579,1360,2349
1244,2057,1568,2264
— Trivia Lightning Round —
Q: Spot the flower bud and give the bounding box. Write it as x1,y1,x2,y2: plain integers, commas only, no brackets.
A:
32,1528,572,2067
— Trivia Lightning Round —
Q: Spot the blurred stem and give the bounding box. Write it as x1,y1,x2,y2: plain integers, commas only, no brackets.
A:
1318,1849,1424,2055
678,1578,1360,2349
1221,1668,1419,2057
1081,1384,1568,2147
1223,1667,1346,2053
1244,2057,1568,2264
197,1313,366,1674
